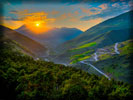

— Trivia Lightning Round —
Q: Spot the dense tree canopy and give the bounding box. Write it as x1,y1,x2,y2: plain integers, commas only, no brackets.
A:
0,38,132,100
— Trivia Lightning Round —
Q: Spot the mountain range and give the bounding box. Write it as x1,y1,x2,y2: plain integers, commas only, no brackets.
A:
0,10,132,83
16,26,83,48
0,9,132,100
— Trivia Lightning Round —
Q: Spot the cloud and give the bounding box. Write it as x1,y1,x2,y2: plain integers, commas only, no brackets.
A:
112,3,120,7
88,18,104,25
10,9,29,15
69,17,79,22
80,1,130,21
80,15,99,21
80,7,89,13
8,18,23,21
57,13,67,20
10,10,19,14
128,1,133,7
56,12,78,20
3,16,23,21
23,12,55,25
74,11,79,15
99,3,108,10
80,7,102,15
80,9,118,21
9,9,29,21
111,0,128,2
49,10,60,15
8,9,56,25
80,4,108,18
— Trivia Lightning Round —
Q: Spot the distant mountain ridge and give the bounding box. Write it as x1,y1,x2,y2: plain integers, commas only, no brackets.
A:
15,25,83,48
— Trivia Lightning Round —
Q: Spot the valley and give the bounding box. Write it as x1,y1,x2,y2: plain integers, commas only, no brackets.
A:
0,1,132,99
8,11,132,84
48,11,133,83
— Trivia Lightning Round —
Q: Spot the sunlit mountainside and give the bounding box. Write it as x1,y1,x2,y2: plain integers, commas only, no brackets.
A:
15,25,83,48
0,0,133,99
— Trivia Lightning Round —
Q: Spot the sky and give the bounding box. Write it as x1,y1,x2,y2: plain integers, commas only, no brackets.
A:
0,0,132,31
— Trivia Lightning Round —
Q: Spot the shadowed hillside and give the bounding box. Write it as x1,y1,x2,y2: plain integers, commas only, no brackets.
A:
0,25,48,57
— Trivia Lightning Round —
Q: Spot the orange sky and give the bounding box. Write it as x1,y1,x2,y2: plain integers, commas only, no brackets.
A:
1,0,131,31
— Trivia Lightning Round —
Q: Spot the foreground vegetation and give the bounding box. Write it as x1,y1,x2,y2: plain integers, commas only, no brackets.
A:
0,38,132,100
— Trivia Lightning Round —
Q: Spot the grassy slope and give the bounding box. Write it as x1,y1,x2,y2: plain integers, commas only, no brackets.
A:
1,37,36,57
67,40,133,84
51,28,132,65
92,40,133,83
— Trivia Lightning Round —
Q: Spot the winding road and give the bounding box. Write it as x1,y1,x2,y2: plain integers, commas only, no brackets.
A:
79,43,121,80
80,61,111,80
114,43,120,54
94,52,98,61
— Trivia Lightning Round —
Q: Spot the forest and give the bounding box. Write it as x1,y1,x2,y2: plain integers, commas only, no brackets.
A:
0,36,132,100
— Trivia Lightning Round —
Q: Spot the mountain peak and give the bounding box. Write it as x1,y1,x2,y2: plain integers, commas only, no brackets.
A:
15,25,83,47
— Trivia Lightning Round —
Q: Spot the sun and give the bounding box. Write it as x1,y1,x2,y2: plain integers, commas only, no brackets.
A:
25,20,51,33
36,23,40,27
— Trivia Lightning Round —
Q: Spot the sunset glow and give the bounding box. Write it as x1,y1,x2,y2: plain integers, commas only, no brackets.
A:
20,12,55,34
2,0,131,31
25,22,50,34
36,23,40,27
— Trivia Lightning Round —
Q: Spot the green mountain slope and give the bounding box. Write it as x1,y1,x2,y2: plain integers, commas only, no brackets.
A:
92,40,133,84
70,39,133,83
48,11,133,84
0,25,48,58
52,11,132,64
57,10,132,52
0,33,132,100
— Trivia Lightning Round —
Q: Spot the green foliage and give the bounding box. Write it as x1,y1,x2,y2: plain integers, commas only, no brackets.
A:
119,40,133,55
70,50,93,60
70,50,93,64
0,38,132,100
70,55,91,64
93,40,133,83
71,42,96,50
